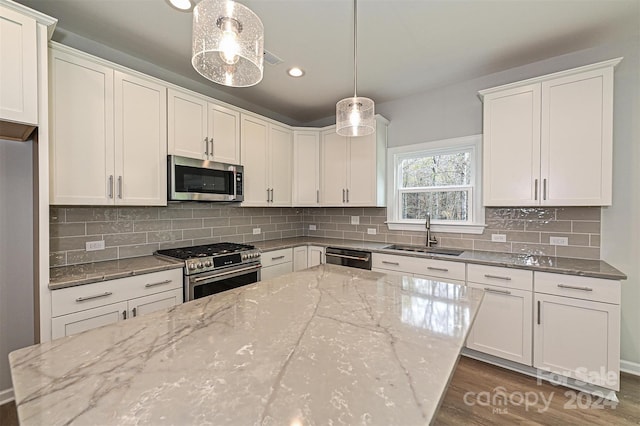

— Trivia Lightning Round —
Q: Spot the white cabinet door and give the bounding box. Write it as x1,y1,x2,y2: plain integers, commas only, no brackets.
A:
293,130,320,206
0,5,37,125
293,246,308,271
347,133,377,205
241,115,269,206
308,246,325,267
209,103,240,164
269,124,293,206
167,88,208,160
482,84,541,206
534,293,620,390
114,71,167,206
50,49,115,205
128,288,182,318
51,301,128,339
321,130,348,205
541,69,613,205
466,282,533,365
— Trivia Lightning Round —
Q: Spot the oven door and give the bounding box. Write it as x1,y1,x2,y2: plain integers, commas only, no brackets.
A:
186,263,261,301
169,155,243,202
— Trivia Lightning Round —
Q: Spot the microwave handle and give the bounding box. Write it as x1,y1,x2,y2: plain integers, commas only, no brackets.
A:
231,166,238,201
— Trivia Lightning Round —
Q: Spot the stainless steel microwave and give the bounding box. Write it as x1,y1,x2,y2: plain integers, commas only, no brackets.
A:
168,155,244,202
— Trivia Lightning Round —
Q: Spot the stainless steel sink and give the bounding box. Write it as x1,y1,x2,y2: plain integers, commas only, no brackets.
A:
383,244,464,256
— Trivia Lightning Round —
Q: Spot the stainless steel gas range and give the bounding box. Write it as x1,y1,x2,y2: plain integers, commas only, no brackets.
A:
156,242,261,302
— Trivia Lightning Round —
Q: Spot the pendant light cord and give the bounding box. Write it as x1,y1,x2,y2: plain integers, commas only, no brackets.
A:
353,0,358,98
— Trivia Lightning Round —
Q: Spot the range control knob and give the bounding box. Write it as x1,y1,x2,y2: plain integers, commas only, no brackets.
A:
189,263,196,270
197,263,204,269
205,261,212,267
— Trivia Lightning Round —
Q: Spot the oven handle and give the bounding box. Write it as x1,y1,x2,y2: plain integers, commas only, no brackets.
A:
325,252,370,262
192,264,262,283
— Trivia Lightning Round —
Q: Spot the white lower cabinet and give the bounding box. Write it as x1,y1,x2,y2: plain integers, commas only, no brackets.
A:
372,253,465,284
466,264,533,365
51,269,183,339
260,248,293,281
534,272,620,391
308,246,325,267
293,246,308,271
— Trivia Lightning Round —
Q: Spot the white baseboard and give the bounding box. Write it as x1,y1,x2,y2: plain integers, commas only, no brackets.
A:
620,359,640,376
0,388,14,405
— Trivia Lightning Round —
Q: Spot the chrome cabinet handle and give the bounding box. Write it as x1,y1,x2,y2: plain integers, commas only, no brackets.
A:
270,188,274,203
145,279,172,288
484,287,512,295
204,137,209,156
484,274,512,281
427,266,449,272
108,175,114,198
122,310,127,320
342,189,345,203
267,188,270,203
132,307,137,317
557,283,593,292
271,255,286,260
382,260,400,266
543,178,547,200
76,292,113,302
346,188,349,203
325,252,370,262
537,300,541,325
316,189,319,203
117,176,123,199
534,179,538,201
210,138,214,158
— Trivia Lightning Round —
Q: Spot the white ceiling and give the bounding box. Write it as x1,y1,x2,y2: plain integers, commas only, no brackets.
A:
15,0,640,125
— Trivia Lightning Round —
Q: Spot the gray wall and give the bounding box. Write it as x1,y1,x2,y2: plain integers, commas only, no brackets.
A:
376,36,640,367
0,139,35,397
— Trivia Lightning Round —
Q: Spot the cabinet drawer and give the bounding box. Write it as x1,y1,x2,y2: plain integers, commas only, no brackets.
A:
534,272,620,304
373,253,465,281
419,258,466,281
52,269,183,317
373,253,421,274
468,264,533,291
261,248,293,267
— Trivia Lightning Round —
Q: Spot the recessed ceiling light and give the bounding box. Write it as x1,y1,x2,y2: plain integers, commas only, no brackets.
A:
287,67,305,77
167,0,193,11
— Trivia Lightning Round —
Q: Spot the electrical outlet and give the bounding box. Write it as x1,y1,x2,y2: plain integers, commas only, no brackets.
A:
309,224,316,231
367,228,377,235
491,234,507,242
252,228,261,235
350,216,360,225
550,236,569,246
86,240,105,251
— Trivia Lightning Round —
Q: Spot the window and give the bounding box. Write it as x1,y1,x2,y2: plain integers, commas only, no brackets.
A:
387,135,485,234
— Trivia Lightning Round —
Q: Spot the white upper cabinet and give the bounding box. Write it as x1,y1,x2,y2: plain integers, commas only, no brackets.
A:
50,45,167,206
0,4,37,126
320,115,388,207
292,130,320,206
241,114,293,207
481,58,620,206
168,88,240,164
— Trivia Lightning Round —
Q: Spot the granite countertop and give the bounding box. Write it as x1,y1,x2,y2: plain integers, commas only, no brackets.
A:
49,255,184,290
253,237,627,280
11,265,483,425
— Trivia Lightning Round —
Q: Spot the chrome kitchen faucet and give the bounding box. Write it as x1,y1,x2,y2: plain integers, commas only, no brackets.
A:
425,213,438,247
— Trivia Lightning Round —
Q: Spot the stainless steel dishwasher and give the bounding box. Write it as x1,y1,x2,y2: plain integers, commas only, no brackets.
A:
325,247,372,270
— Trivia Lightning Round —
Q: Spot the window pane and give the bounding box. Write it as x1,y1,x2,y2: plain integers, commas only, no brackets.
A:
401,191,469,221
401,152,470,188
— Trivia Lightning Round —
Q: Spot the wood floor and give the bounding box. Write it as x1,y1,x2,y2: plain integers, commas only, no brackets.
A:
1,357,638,425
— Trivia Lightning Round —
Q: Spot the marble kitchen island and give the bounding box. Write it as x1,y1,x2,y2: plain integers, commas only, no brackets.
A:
10,264,483,425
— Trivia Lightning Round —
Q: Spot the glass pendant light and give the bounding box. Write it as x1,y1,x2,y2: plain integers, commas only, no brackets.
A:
336,0,375,137
192,0,264,87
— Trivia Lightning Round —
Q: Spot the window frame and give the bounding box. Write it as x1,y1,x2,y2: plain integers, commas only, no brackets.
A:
386,134,486,234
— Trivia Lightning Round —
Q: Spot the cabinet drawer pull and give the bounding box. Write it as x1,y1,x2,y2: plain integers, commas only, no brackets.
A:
132,307,137,317
76,292,113,302
484,287,512,295
122,310,127,320
145,279,172,288
484,274,512,281
271,255,286,260
382,260,400,266
557,283,593,292
427,266,449,272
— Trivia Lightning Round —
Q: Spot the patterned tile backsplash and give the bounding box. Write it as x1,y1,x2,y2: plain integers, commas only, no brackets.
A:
50,205,600,267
